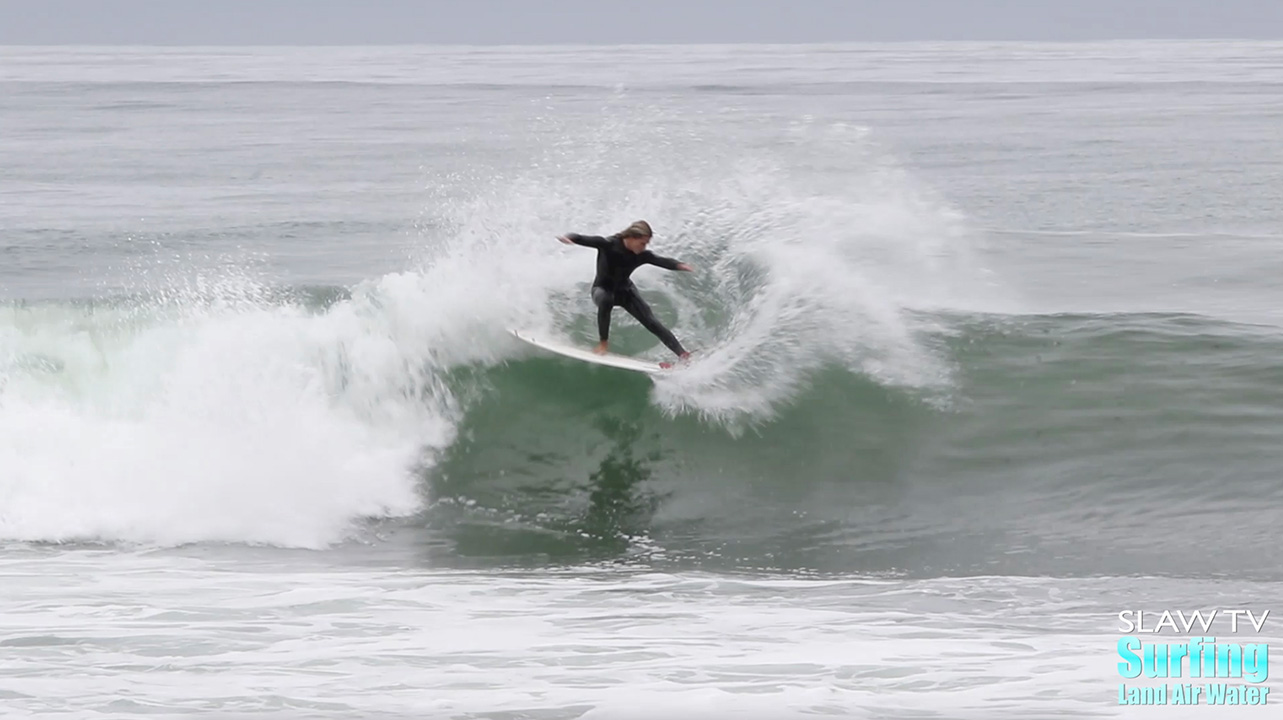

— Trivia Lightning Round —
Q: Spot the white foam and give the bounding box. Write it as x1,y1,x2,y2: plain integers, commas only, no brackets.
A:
0,277,452,548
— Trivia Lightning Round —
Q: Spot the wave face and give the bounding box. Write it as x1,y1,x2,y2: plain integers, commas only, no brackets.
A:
421,311,1283,580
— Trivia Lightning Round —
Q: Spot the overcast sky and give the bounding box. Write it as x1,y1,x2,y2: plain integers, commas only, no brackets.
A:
2,0,1281,44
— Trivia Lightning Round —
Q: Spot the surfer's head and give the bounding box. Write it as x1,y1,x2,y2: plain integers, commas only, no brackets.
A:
619,220,653,254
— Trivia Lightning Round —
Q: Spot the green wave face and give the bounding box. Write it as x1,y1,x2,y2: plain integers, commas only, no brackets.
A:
417,311,1283,579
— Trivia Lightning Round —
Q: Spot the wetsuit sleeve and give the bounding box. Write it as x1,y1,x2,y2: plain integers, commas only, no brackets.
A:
641,251,681,270
566,233,609,249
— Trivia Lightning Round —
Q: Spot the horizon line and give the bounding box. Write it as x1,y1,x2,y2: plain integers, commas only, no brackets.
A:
3,37,1282,48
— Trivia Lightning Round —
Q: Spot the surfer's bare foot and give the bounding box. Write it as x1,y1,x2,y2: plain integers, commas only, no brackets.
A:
660,351,693,370
592,341,608,355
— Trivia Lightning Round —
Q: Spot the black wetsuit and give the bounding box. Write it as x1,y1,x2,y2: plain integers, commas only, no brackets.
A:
565,233,688,356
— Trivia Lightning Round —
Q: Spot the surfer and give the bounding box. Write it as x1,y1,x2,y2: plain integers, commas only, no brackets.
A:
558,220,694,363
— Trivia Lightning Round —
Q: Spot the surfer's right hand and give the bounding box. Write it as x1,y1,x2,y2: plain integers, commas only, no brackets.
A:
557,235,574,245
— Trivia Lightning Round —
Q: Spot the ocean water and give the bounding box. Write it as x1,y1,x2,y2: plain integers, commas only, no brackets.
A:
3,42,1283,718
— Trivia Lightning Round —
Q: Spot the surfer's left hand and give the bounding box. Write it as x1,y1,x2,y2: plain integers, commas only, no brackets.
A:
677,262,695,271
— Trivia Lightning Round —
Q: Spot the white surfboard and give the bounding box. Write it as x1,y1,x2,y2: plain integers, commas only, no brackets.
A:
508,328,665,375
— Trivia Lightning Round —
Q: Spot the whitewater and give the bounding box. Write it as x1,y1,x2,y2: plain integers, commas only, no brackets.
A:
3,43,1283,718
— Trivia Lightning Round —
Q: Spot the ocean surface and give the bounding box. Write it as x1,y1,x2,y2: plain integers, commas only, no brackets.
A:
3,42,1283,718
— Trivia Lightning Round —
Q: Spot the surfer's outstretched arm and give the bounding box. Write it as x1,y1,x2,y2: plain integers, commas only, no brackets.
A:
558,233,608,249
642,251,695,272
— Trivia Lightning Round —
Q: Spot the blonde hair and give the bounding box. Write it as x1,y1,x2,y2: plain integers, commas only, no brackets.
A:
617,220,653,239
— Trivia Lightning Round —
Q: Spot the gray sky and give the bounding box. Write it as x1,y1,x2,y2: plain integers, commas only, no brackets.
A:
2,0,1281,44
